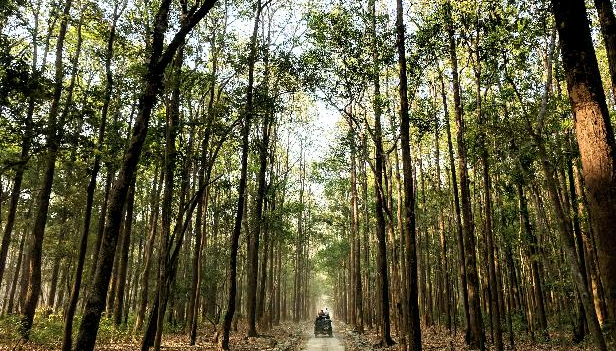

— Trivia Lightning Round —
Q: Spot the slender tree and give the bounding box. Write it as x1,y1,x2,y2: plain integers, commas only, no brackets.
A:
219,1,261,348
395,0,421,349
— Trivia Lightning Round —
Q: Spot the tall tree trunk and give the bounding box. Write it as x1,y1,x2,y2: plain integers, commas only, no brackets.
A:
517,183,548,336
113,178,135,326
21,0,74,335
248,12,268,332
189,20,221,343
445,2,484,348
395,0,420,348
134,165,162,333
552,0,616,340
257,11,274,331
474,46,502,349
441,29,470,343
0,0,39,287
148,40,186,351
350,128,363,333
371,0,393,345
434,105,451,331
219,1,260,348
61,3,119,347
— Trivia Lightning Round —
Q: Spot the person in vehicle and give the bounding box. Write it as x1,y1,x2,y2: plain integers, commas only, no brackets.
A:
314,308,333,337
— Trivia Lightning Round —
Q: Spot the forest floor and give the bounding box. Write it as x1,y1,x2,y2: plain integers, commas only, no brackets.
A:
339,324,602,351
0,316,606,351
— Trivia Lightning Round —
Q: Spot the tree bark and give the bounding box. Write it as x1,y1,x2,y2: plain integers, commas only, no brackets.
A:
474,45,502,349
552,0,616,340
350,128,363,333
434,102,451,330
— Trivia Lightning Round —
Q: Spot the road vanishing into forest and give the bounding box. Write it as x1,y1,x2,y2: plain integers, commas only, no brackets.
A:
304,325,345,351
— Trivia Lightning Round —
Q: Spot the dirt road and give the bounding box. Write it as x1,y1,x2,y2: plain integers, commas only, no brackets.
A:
304,326,344,351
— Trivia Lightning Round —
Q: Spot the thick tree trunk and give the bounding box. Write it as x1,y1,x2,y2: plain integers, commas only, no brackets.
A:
552,0,616,340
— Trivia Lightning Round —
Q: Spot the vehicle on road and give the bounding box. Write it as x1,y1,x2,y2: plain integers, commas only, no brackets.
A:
314,316,333,337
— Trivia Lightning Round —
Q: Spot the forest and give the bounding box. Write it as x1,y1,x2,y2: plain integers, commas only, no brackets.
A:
0,0,615,350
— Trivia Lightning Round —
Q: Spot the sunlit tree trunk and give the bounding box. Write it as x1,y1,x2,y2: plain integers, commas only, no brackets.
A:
552,0,616,342
134,166,162,333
